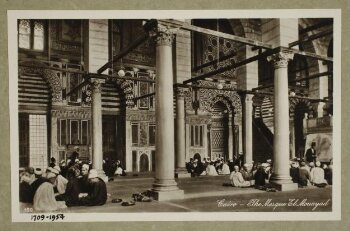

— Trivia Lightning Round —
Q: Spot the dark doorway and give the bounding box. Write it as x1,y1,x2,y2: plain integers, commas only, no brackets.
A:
102,115,118,161
210,101,229,160
139,153,149,172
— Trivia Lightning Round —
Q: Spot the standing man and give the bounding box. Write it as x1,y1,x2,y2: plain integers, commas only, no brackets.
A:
305,142,317,164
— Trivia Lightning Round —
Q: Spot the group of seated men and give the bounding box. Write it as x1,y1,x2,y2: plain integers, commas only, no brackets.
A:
290,159,332,187
229,158,332,189
19,156,108,212
186,156,244,177
185,154,333,190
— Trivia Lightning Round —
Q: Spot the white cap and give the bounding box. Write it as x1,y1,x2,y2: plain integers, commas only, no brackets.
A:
34,168,42,175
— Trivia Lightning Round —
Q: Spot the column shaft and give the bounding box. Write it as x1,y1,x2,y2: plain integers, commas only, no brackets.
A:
91,79,106,180
228,116,234,160
149,24,184,200
175,89,186,169
269,51,297,191
243,94,253,164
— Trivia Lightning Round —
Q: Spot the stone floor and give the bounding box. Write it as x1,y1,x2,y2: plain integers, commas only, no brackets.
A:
59,174,332,213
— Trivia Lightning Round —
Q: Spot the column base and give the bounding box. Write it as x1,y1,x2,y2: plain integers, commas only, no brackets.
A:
269,175,298,191
148,189,184,201
96,169,108,182
175,168,191,178
149,179,185,201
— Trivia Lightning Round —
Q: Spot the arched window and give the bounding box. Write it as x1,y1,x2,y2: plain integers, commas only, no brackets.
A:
18,20,45,51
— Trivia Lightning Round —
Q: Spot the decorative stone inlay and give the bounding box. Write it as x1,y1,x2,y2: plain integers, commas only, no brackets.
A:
197,81,242,115
109,78,135,108
267,51,294,69
19,61,62,102
289,97,314,117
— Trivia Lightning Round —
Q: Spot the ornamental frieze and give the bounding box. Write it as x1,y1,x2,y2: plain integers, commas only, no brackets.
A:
51,108,91,119
126,111,156,122
186,116,212,125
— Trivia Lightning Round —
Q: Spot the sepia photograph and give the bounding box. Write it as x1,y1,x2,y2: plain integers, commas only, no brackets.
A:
7,9,341,222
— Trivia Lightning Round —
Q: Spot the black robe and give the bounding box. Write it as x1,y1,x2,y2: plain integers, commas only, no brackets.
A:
56,177,81,207
254,169,268,187
79,178,107,206
79,174,90,193
19,181,34,203
290,167,300,183
31,177,48,196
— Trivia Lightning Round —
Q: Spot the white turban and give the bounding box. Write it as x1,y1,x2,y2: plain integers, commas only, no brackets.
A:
88,169,98,179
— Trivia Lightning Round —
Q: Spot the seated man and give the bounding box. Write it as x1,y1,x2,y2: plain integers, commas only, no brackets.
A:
310,161,328,187
289,162,300,184
206,162,218,176
33,172,67,212
51,166,68,195
31,168,48,197
298,161,311,187
230,166,250,187
19,167,35,203
254,164,269,188
220,161,231,175
79,164,90,193
240,164,253,181
79,169,107,206
56,166,82,207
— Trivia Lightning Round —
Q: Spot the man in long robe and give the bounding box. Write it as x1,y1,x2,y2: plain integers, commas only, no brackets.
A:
79,169,107,206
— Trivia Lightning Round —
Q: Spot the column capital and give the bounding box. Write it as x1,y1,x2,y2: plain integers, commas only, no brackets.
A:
267,51,294,69
90,78,105,93
175,87,188,99
244,93,254,102
149,24,175,47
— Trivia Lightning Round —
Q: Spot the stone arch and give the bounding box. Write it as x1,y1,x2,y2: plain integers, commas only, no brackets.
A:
197,81,242,117
289,98,313,118
110,74,134,108
18,60,62,102
209,96,233,114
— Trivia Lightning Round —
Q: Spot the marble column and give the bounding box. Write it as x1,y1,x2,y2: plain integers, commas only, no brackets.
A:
228,115,234,161
243,94,253,164
148,24,184,201
175,87,190,178
268,51,298,191
90,78,107,181
290,119,296,160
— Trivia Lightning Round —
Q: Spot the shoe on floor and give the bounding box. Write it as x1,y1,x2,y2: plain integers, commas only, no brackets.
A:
121,201,136,206
111,198,123,203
